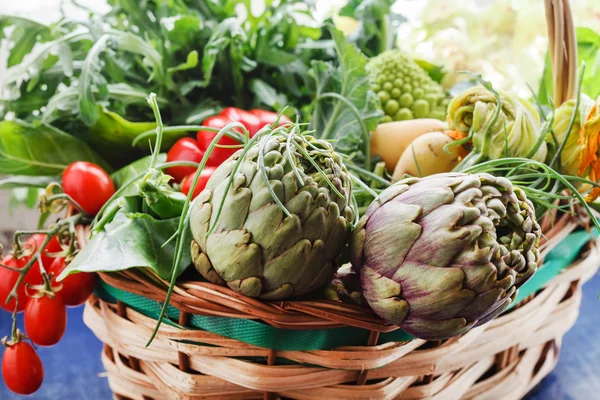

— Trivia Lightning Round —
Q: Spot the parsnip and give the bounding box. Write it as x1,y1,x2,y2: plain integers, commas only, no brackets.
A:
371,119,446,170
392,131,460,180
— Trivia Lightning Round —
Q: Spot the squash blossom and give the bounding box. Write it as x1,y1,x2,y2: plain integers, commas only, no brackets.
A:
551,95,600,201
447,86,547,164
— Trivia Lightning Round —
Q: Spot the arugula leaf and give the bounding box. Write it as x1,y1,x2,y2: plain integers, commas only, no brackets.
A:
0,120,110,175
167,50,199,73
200,17,251,103
79,31,164,126
538,27,600,106
111,154,167,196
0,16,51,67
249,79,288,109
61,211,193,280
309,26,383,164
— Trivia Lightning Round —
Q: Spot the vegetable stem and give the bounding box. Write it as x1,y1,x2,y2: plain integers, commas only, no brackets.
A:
313,92,372,169
4,214,87,306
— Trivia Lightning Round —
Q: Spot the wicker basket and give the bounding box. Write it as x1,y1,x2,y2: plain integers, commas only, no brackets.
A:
82,1,598,399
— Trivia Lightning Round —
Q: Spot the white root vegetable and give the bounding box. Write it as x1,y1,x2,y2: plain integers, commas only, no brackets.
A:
392,131,461,180
371,119,446,171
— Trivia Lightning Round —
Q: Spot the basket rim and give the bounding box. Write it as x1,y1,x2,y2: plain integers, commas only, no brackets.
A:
96,211,592,336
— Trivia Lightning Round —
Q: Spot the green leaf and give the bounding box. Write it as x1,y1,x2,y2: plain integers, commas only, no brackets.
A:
0,16,51,67
111,154,167,196
3,30,90,87
200,18,248,88
309,26,383,160
167,50,199,73
79,35,110,126
61,212,193,280
340,0,403,56
0,175,59,189
79,31,164,126
414,59,447,84
167,14,204,50
249,79,287,109
255,34,298,67
0,120,110,176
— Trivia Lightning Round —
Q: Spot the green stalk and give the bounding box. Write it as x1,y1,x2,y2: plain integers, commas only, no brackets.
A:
145,116,251,347
313,92,372,170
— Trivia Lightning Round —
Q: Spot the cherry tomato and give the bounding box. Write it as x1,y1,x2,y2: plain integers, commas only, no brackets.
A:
2,341,44,395
62,162,115,215
165,138,204,183
249,109,292,127
181,167,216,200
25,234,62,268
24,293,67,346
49,258,96,307
0,256,42,313
197,116,242,166
221,107,262,135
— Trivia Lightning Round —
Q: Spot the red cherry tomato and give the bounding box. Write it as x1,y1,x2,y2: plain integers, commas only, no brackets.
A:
24,293,67,346
25,234,62,268
62,162,115,215
165,138,204,183
221,107,262,135
181,167,216,200
2,341,44,395
249,109,292,127
0,256,42,313
197,116,242,166
49,258,96,307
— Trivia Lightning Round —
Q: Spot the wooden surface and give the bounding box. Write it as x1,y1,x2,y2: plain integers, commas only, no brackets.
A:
0,272,598,399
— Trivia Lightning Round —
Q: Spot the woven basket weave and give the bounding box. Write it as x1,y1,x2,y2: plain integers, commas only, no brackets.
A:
82,0,597,399
83,209,598,399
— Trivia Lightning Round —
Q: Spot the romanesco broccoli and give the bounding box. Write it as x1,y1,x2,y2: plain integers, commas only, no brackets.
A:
367,50,448,122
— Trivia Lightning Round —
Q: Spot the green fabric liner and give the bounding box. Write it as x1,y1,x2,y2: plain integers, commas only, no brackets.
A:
95,228,597,351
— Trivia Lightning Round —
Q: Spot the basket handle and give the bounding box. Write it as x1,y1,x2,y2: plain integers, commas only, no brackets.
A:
545,0,578,107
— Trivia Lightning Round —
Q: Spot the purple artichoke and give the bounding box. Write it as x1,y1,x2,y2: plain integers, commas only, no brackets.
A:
350,173,541,340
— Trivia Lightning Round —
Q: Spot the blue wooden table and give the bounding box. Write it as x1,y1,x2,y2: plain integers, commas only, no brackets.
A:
1,274,599,399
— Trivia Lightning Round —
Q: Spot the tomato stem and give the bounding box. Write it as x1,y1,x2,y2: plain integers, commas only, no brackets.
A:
65,222,78,262
43,193,89,216
0,263,21,272
11,300,19,341
5,214,87,307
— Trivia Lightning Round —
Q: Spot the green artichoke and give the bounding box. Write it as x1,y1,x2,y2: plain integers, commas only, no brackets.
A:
350,173,541,340
448,85,548,170
189,130,355,300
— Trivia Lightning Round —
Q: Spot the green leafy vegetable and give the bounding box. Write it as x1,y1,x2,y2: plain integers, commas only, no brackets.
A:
339,0,405,57
61,211,193,280
309,26,383,167
111,154,167,196
0,120,109,175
